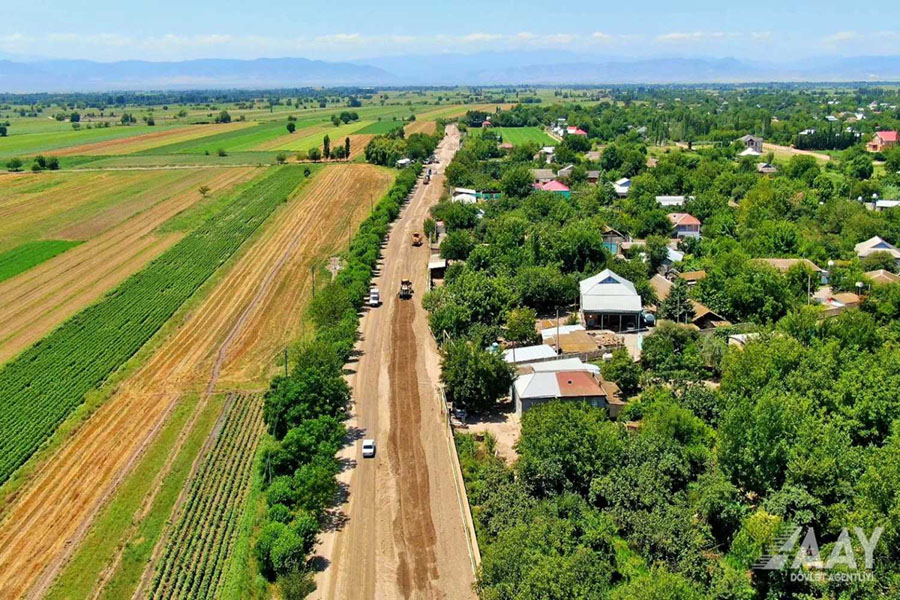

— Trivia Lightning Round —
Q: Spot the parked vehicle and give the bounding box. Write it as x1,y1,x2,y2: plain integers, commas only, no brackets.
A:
368,286,380,307
411,232,423,246
361,439,376,458
398,279,413,299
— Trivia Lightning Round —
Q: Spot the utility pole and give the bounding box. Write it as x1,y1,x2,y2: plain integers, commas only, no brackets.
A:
556,308,560,355
310,265,316,297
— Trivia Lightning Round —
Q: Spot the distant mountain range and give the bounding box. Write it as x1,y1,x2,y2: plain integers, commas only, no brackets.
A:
3,53,900,92
0,57,396,92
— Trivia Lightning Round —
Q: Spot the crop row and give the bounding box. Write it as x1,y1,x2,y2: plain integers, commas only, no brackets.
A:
150,392,264,600
0,166,307,484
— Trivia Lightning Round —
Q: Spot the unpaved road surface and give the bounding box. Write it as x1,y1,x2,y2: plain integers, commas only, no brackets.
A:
0,165,390,599
314,125,476,600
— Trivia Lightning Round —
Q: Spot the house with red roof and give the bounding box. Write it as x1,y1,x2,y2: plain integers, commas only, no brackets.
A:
533,180,571,198
566,126,588,136
668,212,701,239
868,130,898,153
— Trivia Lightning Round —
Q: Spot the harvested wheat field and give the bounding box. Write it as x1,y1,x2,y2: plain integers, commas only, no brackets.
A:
0,167,259,364
0,164,393,599
0,168,248,252
405,120,437,135
50,122,254,156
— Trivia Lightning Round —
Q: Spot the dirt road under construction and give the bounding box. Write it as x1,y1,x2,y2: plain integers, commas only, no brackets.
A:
314,125,477,599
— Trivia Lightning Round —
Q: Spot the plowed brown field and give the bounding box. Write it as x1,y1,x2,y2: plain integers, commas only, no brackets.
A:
0,164,393,599
50,122,254,156
0,167,259,364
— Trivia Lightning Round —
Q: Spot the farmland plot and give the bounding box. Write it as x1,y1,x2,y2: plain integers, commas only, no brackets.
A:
0,167,259,363
0,164,394,598
147,392,264,600
51,121,254,156
492,126,558,146
0,166,302,487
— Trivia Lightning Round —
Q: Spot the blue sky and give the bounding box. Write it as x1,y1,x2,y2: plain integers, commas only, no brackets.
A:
2,0,898,62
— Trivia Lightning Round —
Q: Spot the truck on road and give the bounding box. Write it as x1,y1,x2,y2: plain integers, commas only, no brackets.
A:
411,232,423,246
398,279,413,299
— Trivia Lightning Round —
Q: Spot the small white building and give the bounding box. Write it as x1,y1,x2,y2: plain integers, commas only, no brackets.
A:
396,158,412,168
656,195,690,208
614,178,632,197
579,269,643,332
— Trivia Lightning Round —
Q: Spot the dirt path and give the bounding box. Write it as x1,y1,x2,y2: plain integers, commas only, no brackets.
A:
313,125,476,600
762,142,831,162
0,165,391,599
0,167,258,364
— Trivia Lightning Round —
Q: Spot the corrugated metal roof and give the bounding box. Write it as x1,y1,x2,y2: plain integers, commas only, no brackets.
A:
556,371,602,397
503,344,557,364
580,270,642,313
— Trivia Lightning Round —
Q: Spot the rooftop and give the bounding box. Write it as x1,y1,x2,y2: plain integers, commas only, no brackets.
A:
668,212,701,227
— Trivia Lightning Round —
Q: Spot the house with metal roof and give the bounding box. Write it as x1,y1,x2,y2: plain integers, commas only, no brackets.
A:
511,357,621,416
855,236,900,267
579,269,643,332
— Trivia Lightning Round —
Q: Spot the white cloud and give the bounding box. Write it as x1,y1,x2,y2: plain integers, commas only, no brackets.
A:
824,31,858,44
657,31,741,43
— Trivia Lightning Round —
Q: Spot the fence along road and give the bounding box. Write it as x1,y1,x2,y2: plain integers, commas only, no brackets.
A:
313,125,477,599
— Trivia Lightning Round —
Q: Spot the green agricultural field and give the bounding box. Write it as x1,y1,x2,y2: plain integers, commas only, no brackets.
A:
140,121,287,155
0,165,310,484
492,126,557,146
0,124,162,159
269,120,371,152
355,119,410,134
0,240,82,283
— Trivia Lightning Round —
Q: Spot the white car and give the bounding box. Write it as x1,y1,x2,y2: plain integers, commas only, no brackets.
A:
368,287,380,307
361,439,376,458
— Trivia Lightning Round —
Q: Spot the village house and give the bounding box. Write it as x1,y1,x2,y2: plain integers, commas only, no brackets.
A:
579,269,643,332
865,269,900,285
855,236,900,267
867,130,898,153
875,199,900,211
530,168,556,184
566,126,588,136
656,195,689,208
586,170,601,184
602,226,629,254
677,270,707,286
556,164,575,179
511,357,623,417
502,344,558,365
668,212,701,239
754,258,828,285
533,180,571,197
738,134,764,154
614,178,632,197
757,162,777,174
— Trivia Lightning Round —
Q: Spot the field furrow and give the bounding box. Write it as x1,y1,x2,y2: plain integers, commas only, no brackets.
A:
0,164,394,599
0,167,259,363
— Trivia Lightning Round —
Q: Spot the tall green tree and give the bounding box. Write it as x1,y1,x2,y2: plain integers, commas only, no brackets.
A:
659,278,695,324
